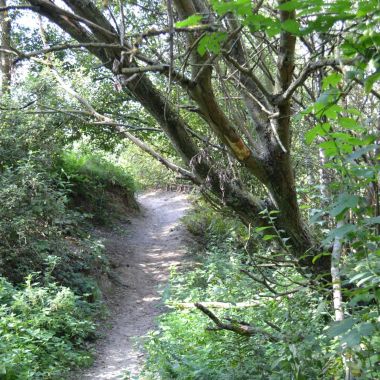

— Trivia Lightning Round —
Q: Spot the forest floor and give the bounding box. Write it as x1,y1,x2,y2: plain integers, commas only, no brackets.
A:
72,191,192,380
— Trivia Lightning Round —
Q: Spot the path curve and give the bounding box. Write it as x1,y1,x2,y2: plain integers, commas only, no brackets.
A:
76,191,191,379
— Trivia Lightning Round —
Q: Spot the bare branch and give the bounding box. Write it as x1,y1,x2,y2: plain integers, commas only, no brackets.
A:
195,302,280,341
169,301,261,309
129,24,218,40
9,43,130,63
0,5,37,12
241,269,304,296
120,64,195,88
274,58,358,104
223,53,272,101
30,1,117,38
36,59,199,182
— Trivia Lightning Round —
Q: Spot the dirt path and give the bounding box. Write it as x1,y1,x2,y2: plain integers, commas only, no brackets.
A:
76,191,191,380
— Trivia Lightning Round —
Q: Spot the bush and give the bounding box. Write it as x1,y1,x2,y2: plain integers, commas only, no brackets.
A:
142,205,379,379
143,244,327,379
56,151,137,223
0,276,95,379
118,143,176,190
0,114,110,378
0,89,138,379
0,158,108,293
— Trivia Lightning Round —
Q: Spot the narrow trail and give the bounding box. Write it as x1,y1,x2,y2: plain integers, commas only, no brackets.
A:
76,191,191,380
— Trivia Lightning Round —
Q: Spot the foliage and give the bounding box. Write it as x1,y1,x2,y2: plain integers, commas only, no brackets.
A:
118,143,176,190
56,150,137,223
0,276,95,380
0,115,110,289
143,207,327,379
142,202,379,379
181,200,244,239
2,0,380,378
300,71,380,379
0,98,134,378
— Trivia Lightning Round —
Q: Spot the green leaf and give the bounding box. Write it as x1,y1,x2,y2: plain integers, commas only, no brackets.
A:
319,140,338,156
175,14,203,28
211,0,251,15
263,234,277,241
312,252,330,264
305,123,330,144
342,322,375,347
197,32,227,56
322,224,357,245
365,71,380,93
255,226,271,232
322,73,343,89
357,0,378,17
324,104,343,119
310,210,324,224
345,145,377,162
351,167,376,179
329,194,361,217
341,329,361,347
330,132,363,145
281,19,301,35
356,322,375,337
278,0,304,11
326,318,355,338
338,117,363,131
364,216,380,225
357,274,376,286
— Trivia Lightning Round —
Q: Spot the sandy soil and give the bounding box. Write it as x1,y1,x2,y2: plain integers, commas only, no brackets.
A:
72,191,191,380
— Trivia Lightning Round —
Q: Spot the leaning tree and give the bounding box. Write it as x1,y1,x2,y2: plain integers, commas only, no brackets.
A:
1,0,378,277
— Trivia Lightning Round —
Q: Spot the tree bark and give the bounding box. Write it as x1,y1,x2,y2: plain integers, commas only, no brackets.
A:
0,0,11,94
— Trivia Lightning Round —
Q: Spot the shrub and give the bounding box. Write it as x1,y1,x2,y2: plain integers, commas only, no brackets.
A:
0,276,95,379
0,157,108,293
142,205,379,379
0,115,108,378
56,151,137,223
143,251,327,379
118,143,176,190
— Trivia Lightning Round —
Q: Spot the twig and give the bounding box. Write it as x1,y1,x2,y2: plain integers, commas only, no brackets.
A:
241,269,303,296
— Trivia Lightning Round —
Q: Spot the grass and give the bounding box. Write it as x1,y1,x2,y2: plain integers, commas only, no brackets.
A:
56,151,137,223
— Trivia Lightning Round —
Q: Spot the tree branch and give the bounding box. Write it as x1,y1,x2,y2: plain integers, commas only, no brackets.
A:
11,43,130,63
170,301,260,309
274,0,297,151
45,63,198,182
274,58,358,104
223,52,272,101
195,302,280,341
30,0,116,38
0,5,37,12
241,269,303,296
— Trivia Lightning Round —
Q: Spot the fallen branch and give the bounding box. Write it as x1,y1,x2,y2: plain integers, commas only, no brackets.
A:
195,302,279,341
170,301,261,309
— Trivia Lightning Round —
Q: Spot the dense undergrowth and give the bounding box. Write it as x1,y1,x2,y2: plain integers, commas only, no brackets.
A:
0,118,136,379
0,278,95,379
142,201,379,380
57,150,138,223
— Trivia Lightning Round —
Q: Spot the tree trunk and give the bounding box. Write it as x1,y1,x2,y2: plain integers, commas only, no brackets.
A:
0,0,11,94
